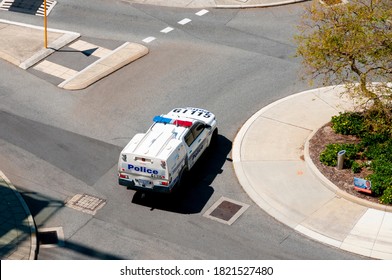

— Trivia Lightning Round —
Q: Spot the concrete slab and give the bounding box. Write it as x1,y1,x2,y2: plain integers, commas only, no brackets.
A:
301,196,367,241
240,117,312,161
341,209,385,255
261,91,340,130
373,212,392,252
239,160,336,224
313,85,358,112
0,24,62,65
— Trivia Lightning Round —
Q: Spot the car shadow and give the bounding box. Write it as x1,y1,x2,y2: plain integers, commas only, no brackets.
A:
131,134,232,214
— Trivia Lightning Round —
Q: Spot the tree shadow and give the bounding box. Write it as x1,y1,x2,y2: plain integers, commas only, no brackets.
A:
131,134,232,214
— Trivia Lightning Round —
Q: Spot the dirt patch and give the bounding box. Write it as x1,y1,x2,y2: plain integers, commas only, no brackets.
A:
308,122,380,204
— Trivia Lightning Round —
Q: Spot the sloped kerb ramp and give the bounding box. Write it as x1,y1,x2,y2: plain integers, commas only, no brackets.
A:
59,42,149,90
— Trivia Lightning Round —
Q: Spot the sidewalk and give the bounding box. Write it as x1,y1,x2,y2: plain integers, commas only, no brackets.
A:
0,171,37,260
232,85,392,259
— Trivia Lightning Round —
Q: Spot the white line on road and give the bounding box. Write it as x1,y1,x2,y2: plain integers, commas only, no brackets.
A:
196,9,209,16
178,18,191,25
142,37,156,43
160,27,174,33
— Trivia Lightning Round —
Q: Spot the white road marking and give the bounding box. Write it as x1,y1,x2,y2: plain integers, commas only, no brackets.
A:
178,18,191,25
196,9,209,16
33,60,78,80
160,27,174,33
142,37,156,43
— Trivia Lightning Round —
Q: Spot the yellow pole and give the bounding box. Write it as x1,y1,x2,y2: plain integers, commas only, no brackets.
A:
44,0,47,48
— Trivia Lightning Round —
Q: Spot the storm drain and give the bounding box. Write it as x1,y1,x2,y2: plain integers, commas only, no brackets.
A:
203,197,249,225
65,193,106,215
38,227,64,248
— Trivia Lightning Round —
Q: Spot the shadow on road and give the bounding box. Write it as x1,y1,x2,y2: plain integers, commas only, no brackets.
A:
131,134,232,214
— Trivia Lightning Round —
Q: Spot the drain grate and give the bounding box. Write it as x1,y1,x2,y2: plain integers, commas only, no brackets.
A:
65,194,106,215
203,197,249,225
38,227,64,248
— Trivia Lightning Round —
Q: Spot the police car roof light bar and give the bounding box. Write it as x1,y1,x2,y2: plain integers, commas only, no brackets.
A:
173,120,192,127
153,116,172,124
153,116,192,128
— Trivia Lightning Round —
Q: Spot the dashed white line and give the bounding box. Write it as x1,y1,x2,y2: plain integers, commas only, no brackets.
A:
178,18,192,25
196,9,209,16
160,27,174,34
142,37,156,43
142,11,209,44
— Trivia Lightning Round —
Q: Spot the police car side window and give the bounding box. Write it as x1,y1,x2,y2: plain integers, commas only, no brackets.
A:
185,130,194,147
192,123,205,140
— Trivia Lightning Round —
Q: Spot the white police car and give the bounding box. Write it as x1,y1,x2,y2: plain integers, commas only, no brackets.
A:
118,107,218,193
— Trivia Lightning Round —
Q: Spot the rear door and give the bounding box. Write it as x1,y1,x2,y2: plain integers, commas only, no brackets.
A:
186,122,208,169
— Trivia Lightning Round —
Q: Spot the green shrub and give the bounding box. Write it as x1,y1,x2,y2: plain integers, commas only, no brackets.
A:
367,159,392,196
320,143,361,168
363,139,392,161
324,110,392,204
360,132,390,148
331,112,365,136
364,108,392,137
351,161,362,173
379,187,392,205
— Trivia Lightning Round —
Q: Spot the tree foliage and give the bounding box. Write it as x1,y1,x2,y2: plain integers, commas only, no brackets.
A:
295,0,392,120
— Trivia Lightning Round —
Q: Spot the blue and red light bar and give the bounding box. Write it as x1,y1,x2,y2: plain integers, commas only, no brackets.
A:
153,116,193,128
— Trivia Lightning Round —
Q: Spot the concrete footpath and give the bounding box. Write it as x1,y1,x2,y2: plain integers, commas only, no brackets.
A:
232,85,392,259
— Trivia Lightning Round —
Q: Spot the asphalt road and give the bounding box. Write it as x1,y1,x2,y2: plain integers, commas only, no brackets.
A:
0,0,367,259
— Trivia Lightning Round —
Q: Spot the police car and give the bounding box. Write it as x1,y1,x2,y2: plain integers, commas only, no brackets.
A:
118,107,218,193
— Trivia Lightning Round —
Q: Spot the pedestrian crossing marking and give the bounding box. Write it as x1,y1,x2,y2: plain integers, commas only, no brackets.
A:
0,0,57,16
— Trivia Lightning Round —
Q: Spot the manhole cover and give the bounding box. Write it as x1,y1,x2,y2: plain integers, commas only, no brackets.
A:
66,194,106,215
203,197,249,225
38,227,64,248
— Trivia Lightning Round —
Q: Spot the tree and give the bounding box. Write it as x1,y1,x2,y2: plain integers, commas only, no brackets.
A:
295,0,392,123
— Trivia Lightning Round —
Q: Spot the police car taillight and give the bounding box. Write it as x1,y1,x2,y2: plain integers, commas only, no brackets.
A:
119,173,129,179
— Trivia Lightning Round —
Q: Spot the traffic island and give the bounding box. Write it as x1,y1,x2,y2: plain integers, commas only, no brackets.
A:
58,42,149,90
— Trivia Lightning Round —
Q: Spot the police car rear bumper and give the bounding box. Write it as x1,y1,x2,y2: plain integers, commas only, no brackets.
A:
118,178,173,193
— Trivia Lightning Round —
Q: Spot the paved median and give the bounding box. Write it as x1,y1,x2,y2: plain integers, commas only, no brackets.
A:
0,19,148,90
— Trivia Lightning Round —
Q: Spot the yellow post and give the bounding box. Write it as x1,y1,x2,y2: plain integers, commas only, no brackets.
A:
44,0,48,48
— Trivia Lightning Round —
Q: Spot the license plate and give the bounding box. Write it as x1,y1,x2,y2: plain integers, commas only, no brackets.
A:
139,179,152,188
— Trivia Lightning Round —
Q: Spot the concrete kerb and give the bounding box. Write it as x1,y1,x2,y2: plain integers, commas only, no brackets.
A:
0,19,80,70
58,42,149,90
0,171,37,260
231,87,328,223
20,32,80,70
304,121,392,213
233,85,392,218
